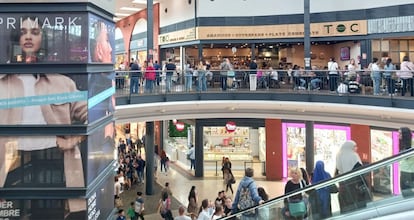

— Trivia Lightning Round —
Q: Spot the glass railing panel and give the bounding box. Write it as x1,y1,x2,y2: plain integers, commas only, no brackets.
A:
114,69,414,102
219,148,414,220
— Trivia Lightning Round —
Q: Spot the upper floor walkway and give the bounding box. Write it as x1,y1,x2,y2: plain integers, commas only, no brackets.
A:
114,69,414,129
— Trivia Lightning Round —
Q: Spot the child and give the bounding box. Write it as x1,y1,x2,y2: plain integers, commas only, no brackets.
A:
127,202,136,220
116,209,126,220
135,191,145,220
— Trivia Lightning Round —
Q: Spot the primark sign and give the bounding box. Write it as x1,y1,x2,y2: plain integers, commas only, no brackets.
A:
368,16,414,34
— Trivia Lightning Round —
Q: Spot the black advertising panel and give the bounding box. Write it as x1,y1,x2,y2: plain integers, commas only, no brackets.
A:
88,72,115,123
86,122,115,184
89,14,115,64
0,73,88,126
87,174,115,220
0,13,89,64
0,134,87,189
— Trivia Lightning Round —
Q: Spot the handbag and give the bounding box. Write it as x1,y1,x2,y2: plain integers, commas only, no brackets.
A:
330,184,339,193
288,200,306,217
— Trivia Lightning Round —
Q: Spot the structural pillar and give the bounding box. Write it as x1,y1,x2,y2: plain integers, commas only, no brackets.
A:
304,0,311,70
198,43,203,61
147,0,154,62
145,121,155,195
305,121,314,175
251,43,256,60
194,120,204,177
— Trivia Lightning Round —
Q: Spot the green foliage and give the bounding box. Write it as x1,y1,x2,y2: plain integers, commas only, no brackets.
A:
168,120,189,137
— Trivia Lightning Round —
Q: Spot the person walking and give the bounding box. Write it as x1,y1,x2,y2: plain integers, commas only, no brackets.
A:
231,168,264,219
158,191,174,220
187,186,198,219
223,168,235,194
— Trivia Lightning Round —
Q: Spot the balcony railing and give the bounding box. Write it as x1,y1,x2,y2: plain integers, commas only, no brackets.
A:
114,69,414,100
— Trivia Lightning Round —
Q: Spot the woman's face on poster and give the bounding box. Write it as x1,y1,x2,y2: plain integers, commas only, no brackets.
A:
19,18,42,56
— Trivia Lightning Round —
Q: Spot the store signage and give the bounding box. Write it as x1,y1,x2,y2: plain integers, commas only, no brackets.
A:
0,0,116,14
368,16,414,34
158,28,196,45
225,121,236,133
0,200,20,219
196,20,367,40
175,122,185,131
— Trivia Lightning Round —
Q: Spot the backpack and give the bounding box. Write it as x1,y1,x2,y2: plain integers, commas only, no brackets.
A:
237,182,256,216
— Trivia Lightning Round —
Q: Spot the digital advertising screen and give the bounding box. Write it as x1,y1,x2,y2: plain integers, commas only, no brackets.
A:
88,72,115,123
89,14,115,64
86,122,115,184
0,73,88,125
0,134,86,189
0,13,89,64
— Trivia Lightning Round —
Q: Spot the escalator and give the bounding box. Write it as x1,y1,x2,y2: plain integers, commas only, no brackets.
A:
220,148,414,220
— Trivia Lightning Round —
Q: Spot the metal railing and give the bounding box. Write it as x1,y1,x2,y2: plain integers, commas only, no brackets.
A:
114,69,414,99
220,148,414,220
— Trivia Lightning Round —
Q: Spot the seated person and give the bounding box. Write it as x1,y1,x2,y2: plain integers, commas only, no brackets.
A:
348,76,361,94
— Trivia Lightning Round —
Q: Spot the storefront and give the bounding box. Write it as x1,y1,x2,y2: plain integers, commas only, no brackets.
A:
158,20,368,70
282,123,351,177
368,15,414,66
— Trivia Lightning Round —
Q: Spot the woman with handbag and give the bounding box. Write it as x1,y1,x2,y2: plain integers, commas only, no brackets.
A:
282,167,308,219
187,186,198,219
223,168,235,194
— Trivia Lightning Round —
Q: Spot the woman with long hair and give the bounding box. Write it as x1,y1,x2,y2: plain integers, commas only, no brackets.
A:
187,185,198,219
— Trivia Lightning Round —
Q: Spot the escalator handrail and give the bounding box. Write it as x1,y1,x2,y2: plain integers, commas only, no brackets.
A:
219,147,414,219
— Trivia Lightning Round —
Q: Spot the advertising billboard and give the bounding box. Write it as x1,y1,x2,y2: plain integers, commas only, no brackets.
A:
88,72,115,123
0,13,89,64
89,14,115,64
86,122,115,184
0,134,86,189
0,12,115,64
0,73,88,125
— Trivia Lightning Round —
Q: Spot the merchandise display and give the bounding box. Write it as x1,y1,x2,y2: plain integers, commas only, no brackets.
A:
203,126,252,161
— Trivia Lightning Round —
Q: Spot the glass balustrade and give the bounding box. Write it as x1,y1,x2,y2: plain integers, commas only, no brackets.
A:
219,148,414,220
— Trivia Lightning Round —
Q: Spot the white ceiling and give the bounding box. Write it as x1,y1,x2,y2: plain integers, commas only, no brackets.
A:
115,100,414,129
114,0,159,21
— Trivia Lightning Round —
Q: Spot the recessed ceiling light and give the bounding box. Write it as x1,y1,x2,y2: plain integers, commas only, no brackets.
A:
115,13,131,17
132,0,159,4
120,7,143,12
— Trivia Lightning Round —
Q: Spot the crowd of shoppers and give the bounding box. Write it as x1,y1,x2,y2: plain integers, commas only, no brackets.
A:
113,129,412,220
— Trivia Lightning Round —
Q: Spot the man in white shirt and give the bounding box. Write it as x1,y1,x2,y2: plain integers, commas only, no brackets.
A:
174,206,191,220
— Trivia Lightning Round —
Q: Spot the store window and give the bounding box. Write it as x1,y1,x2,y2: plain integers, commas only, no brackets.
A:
372,39,414,64
283,123,350,177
